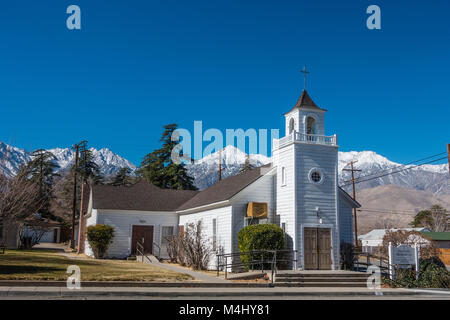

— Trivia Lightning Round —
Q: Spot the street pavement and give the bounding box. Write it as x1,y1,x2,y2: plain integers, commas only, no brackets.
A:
1,286,449,300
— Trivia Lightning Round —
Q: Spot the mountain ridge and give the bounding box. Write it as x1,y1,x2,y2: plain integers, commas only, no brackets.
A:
0,141,448,194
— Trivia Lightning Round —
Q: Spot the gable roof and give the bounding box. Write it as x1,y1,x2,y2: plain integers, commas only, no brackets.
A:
284,90,327,114
359,228,430,241
177,164,272,211
90,164,273,213
338,187,361,208
91,180,199,212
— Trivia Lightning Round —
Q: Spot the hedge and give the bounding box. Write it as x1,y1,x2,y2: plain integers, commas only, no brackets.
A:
86,224,115,258
237,224,285,270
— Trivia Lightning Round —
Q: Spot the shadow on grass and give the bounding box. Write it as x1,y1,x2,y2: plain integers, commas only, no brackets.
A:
0,265,64,274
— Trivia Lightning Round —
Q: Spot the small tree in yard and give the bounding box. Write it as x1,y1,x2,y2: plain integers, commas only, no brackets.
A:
380,230,438,259
238,224,285,270
180,221,213,270
86,224,115,258
166,221,212,270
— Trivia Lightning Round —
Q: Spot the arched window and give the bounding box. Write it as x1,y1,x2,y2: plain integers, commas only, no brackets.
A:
306,116,316,135
289,118,295,134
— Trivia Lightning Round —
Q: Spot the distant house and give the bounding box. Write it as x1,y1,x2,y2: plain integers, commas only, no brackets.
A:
0,217,62,249
0,221,21,249
359,227,431,253
422,232,450,266
422,232,450,249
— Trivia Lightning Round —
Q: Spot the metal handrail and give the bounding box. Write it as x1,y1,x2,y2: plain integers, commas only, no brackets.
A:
152,242,161,259
216,249,297,284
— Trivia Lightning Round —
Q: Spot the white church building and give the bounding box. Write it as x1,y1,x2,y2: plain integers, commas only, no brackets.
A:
81,89,360,270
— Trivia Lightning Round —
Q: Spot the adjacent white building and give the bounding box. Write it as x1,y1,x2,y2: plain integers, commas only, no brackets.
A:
359,227,431,253
82,89,360,270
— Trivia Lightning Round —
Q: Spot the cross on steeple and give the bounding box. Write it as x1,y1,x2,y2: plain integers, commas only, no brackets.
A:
300,65,310,90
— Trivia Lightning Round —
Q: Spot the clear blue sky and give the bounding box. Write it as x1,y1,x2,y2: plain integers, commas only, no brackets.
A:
0,0,449,166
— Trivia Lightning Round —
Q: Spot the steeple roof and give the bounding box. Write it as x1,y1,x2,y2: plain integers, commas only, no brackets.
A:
284,90,327,114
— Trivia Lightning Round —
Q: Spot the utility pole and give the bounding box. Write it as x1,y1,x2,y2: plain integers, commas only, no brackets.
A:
218,149,222,181
343,161,362,248
76,142,88,254
70,140,87,250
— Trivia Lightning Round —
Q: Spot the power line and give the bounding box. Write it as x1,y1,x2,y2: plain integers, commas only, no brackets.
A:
340,156,447,187
341,151,447,183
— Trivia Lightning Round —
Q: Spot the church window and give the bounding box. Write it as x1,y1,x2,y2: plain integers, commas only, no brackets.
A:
161,226,174,244
306,116,316,135
308,168,324,184
289,118,295,134
212,218,217,251
281,167,286,186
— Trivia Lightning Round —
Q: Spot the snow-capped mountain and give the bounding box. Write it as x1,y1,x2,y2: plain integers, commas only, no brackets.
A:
0,141,448,194
186,145,271,189
0,141,136,177
337,150,449,195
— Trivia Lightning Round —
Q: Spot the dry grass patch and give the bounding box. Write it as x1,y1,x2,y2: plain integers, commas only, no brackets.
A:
0,250,193,282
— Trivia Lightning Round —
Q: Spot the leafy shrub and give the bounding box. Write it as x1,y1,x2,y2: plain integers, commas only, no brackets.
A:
238,224,285,270
384,256,450,288
86,224,115,258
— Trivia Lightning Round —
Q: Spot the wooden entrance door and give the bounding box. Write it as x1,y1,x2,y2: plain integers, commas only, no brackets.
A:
304,227,332,270
131,225,154,255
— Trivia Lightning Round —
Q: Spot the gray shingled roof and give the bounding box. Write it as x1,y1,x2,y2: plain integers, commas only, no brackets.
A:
91,180,199,212
91,164,272,212
177,164,272,211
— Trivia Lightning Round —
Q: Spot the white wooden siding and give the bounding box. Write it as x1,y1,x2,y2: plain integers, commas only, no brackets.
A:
96,209,178,259
273,144,296,252
230,172,275,252
338,194,354,245
179,206,232,269
295,143,339,269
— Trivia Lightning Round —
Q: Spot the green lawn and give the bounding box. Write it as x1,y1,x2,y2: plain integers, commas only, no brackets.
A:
0,250,193,282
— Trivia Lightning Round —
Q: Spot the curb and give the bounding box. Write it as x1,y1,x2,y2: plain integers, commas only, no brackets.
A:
0,289,422,298
0,281,270,288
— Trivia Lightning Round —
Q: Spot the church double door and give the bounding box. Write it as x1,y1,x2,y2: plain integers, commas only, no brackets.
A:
303,227,332,270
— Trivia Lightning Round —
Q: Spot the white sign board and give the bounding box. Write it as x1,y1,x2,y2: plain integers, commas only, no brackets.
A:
392,244,415,265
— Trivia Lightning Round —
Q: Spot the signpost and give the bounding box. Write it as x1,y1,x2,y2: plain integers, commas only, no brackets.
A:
388,242,420,280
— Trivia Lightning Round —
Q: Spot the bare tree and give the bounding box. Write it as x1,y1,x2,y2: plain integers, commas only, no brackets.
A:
182,221,214,270
167,221,213,270
381,230,438,259
0,173,43,246
429,205,449,232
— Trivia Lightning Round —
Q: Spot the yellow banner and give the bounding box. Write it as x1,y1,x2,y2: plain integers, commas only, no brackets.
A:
246,202,268,218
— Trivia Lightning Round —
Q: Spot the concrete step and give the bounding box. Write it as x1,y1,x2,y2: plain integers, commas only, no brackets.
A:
274,282,368,288
276,272,369,278
275,277,369,283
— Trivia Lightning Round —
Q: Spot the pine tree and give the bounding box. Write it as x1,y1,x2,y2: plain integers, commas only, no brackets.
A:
110,167,133,186
239,155,255,173
139,124,197,190
77,148,102,184
52,144,103,223
22,149,60,217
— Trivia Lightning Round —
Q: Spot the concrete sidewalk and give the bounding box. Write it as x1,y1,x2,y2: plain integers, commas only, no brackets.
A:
1,286,449,299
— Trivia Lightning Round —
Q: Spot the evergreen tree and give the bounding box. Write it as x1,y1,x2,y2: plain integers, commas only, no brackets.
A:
52,144,103,223
239,155,255,173
139,124,197,190
22,149,59,217
110,167,133,186
78,148,102,184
